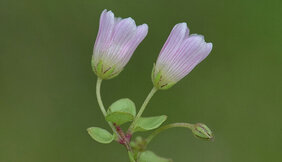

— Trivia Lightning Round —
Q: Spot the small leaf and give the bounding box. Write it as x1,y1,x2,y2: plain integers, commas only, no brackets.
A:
87,127,114,144
108,98,136,115
139,151,172,162
134,115,167,132
106,98,136,125
106,112,134,125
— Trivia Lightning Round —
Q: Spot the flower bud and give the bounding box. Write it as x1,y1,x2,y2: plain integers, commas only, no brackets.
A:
192,123,213,140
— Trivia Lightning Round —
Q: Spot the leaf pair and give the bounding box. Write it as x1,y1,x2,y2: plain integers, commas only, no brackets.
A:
87,98,135,144
105,98,167,133
87,98,167,144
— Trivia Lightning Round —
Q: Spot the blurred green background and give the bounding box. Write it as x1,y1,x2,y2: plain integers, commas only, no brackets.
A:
1,0,282,161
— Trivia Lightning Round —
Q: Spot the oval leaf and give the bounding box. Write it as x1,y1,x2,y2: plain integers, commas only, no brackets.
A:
139,151,172,162
106,98,136,125
87,127,114,144
106,112,134,125
134,115,167,132
108,98,136,115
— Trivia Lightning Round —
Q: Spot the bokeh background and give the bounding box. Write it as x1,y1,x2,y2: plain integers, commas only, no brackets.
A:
1,0,282,161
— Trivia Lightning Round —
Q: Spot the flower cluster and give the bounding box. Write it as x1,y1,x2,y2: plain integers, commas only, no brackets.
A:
88,9,214,162
92,10,212,85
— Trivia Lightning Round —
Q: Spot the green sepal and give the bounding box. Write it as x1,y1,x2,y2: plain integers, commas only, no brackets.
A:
103,66,115,79
134,115,167,132
139,151,172,162
106,98,136,125
154,71,162,85
92,59,120,80
151,64,175,90
87,127,115,144
96,60,103,76
151,63,156,83
160,82,175,90
151,63,163,88
106,70,122,80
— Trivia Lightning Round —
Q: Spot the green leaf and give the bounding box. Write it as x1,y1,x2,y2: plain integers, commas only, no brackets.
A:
108,98,136,115
106,98,136,125
106,112,135,126
134,115,167,132
87,127,114,144
139,151,172,162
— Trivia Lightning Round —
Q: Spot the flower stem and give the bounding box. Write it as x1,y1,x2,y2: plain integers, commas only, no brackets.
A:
128,87,158,133
145,123,194,147
95,78,120,139
96,78,133,158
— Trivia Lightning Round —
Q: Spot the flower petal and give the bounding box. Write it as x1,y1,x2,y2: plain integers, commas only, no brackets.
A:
154,25,212,86
172,37,212,81
92,10,148,79
103,18,137,66
157,23,189,65
94,10,115,55
117,24,148,68
163,35,205,81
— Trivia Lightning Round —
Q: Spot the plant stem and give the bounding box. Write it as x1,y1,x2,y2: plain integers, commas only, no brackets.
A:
145,123,194,147
96,78,120,139
128,87,158,132
96,78,134,158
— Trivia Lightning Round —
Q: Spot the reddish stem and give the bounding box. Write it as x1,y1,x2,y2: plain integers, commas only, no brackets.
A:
113,123,132,151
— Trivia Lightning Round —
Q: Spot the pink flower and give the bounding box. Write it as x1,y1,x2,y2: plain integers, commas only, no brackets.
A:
152,23,213,89
92,9,148,79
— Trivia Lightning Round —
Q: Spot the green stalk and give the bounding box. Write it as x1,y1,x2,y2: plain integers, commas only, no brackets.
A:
96,78,134,160
128,87,158,132
96,78,117,133
145,123,194,147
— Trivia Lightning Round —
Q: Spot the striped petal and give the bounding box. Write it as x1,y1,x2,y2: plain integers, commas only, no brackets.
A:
94,10,115,61
153,24,212,89
92,9,148,79
157,23,189,65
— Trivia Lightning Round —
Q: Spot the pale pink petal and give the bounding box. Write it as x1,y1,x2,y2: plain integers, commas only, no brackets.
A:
164,35,205,81
92,9,148,74
157,23,189,64
155,24,212,84
94,10,115,56
103,18,137,64
117,24,148,68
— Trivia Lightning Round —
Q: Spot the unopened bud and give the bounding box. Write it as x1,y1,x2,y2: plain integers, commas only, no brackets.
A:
192,123,213,140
